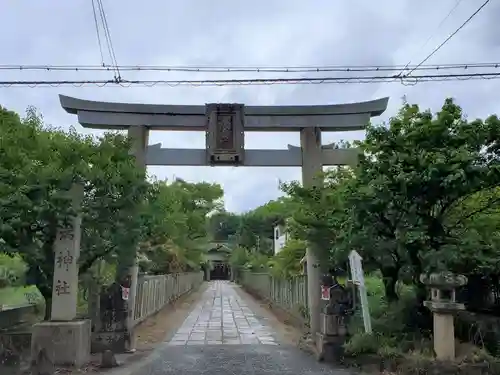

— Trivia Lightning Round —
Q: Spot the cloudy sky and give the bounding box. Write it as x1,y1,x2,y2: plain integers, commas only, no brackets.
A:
1,0,499,212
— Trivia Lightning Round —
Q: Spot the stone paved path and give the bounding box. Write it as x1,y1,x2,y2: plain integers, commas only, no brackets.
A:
168,280,277,346
125,281,352,375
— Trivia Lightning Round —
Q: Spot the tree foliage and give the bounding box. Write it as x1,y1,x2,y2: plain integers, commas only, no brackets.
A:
282,98,500,307
0,105,222,318
207,197,296,252
268,239,306,278
206,196,300,275
139,179,223,273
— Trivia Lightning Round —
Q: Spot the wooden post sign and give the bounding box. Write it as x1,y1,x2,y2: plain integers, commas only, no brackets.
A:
348,250,372,334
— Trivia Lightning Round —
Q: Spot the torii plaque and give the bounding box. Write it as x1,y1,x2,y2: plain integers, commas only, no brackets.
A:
59,94,389,345
205,103,245,165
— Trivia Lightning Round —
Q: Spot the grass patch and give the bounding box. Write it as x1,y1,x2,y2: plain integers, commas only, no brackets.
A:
0,254,44,309
0,285,43,308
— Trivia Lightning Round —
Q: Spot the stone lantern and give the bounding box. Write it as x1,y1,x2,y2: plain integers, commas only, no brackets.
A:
420,272,468,360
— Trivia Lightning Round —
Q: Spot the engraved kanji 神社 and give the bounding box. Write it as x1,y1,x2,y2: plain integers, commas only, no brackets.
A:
56,250,74,271
55,280,70,296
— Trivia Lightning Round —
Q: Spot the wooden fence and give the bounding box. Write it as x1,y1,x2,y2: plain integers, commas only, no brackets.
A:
1,272,204,328
133,271,203,325
239,271,308,323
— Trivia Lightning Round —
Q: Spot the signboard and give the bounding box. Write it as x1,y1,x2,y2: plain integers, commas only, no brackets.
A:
205,103,245,165
121,286,130,301
348,250,365,286
321,285,331,301
348,250,372,333
216,114,235,150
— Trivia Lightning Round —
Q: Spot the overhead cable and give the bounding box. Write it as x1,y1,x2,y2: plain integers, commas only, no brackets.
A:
0,62,498,73
92,0,121,81
0,71,498,88
397,0,464,76
407,0,491,76
91,0,105,66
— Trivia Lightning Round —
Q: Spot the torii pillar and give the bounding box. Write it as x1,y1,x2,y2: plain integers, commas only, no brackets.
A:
124,125,148,352
300,127,323,335
59,94,389,343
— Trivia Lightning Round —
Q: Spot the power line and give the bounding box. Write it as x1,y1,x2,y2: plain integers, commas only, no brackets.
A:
0,62,498,73
99,0,120,76
407,0,491,76
397,0,464,76
0,71,497,88
92,0,121,80
91,0,105,65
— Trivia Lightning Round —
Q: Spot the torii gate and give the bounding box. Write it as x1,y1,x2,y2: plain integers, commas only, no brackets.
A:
59,94,388,346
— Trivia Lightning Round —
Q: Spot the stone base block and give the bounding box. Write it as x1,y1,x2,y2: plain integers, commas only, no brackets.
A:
31,320,91,368
315,332,346,363
91,330,130,354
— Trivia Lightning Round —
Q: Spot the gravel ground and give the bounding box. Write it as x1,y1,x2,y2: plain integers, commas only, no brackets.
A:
127,344,354,375
106,281,354,375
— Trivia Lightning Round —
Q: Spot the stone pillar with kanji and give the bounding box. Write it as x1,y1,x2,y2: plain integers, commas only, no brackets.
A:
50,184,83,320
31,183,91,369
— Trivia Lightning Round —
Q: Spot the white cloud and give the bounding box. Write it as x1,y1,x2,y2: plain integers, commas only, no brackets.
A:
1,0,499,212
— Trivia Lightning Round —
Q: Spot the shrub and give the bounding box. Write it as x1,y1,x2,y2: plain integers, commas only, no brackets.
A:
0,254,26,287
344,332,381,355
268,239,306,279
348,275,424,341
344,332,397,355
345,274,433,357
377,345,405,359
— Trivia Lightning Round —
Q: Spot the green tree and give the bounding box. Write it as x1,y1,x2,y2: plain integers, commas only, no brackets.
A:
353,98,500,300
139,179,223,274
207,211,241,242
282,98,500,307
268,239,306,278
0,107,146,318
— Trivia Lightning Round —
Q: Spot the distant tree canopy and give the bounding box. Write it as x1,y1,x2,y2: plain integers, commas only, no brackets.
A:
207,197,297,251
